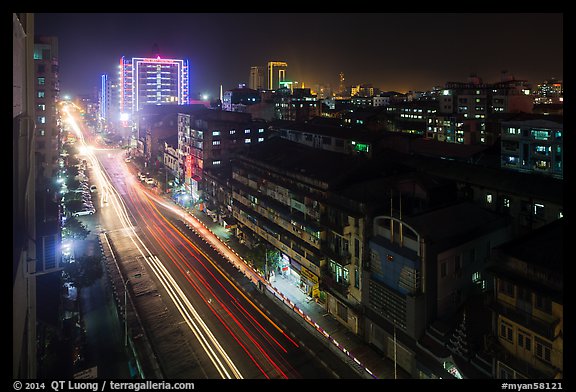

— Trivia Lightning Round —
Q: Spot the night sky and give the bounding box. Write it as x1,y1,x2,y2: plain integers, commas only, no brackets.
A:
34,13,563,99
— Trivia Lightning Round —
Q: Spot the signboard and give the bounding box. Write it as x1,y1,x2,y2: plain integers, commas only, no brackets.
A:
185,155,193,179
300,266,318,284
290,199,306,213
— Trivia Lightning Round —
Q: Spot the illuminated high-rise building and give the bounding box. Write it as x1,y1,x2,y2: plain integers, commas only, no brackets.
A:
119,55,190,115
267,61,287,90
99,73,120,130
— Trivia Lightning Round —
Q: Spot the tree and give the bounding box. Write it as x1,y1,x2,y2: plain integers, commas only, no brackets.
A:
62,255,103,291
62,216,90,240
246,243,281,276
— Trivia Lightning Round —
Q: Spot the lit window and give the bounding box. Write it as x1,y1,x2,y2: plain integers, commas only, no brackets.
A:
245,138,251,143
37,77,45,85
486,194,493,204
245,129,250,134
258,128,264,133
503,198,510,208
37,116,46,124
212,131,220,136
230,130,236,135
533,203,545,217
37,91,45,98
213,160,221,165
258,137,264,142
37,104,46,111
212,140,220,145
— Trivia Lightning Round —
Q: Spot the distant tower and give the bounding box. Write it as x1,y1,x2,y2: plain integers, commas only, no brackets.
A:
339,71,345,95
220,84,223,102
249,66,265,90
267,61,288,90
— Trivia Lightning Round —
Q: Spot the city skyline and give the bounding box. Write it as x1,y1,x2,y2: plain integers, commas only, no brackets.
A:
34,13,563,98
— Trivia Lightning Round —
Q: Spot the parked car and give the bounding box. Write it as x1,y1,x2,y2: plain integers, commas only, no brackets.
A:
72,208,95,216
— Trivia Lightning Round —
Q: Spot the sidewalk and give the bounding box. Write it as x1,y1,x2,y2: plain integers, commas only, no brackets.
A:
185,206,409,379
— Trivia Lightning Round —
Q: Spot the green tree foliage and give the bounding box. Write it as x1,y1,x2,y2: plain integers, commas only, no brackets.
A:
62,255,103,290
62,216,90,240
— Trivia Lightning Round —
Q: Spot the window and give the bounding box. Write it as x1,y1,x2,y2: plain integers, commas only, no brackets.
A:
500,321,513,342
535,294,552,314
518,287,531,303
354,266,359,289
213,160,221,165
212,131,220,136
37,90,45,98
244,129,250,134
244,138,251,144
212,140,220,145
533,203,545,217
37,77,45,85
531,130,550,141
486,193,493,204
535,338,552,363
455,255,462,272
518,330,532,352
258,128,264,133
230,130,236,135
37,64,45,73
499,363,514,379
37,129,45,136
37,116,46,124
37,104,46,111
499,279,515,298
503,197,510,209
440,261,447,278
258,137,264,142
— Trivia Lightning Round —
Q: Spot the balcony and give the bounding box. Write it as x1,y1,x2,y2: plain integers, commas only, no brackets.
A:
321,269,350,298
321,245,352,266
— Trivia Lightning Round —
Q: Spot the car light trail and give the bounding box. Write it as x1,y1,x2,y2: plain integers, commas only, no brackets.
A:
129,186,297,378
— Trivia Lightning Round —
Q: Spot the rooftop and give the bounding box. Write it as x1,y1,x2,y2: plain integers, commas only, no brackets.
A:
378,149,563,205
403,201,509,247
238,137,367,187
271,119,384,143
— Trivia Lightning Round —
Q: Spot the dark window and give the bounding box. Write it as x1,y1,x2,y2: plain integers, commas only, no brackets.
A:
337,301,348,321
518,287,531,302
535,338,552,363
499,279,515,298
440,262,447,278
535,294,552,314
